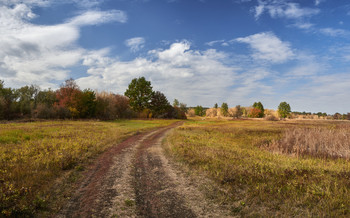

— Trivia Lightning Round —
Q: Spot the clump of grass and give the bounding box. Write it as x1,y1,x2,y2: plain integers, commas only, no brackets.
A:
0,119,175,216
262,125,350,159
165,120,350,217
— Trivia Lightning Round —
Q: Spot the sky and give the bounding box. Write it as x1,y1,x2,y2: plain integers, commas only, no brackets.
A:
1,0,350,114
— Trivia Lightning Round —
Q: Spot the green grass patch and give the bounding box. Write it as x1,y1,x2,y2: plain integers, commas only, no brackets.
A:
165,119,350,217
0,119,176,216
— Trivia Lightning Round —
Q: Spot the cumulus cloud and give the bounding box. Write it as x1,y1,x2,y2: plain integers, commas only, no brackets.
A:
235,32,294,63
77,41,243,106
0,2,127,88
125,37,146,52
254,0,320,20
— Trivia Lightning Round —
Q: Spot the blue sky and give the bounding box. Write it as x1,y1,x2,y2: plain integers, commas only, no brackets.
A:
1,0,350,114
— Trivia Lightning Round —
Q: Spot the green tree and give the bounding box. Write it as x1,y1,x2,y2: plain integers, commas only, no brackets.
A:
77,89,97,118
214,103,218,109
173,99,180,107
221,102,228,116
150,91,171,118
15,85,40,117
253,102,264,118
278,102,291,118
179,103,187,113
124,77,153,112
194,105,205,116
0,81,17,119
36,89,57,107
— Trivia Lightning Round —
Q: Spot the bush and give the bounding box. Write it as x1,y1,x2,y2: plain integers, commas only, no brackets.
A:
249,108,262,118
265,115,278,121
33,104,56,119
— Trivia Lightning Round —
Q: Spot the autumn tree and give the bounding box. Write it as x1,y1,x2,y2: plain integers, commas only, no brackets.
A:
234,105,243,118
278,102,291,119
253,102,264,118
55,78,82,118
249,108,262,118
124,77,153,112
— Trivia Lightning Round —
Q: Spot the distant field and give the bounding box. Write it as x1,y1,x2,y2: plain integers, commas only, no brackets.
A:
165,119,350,217
0,119,176,216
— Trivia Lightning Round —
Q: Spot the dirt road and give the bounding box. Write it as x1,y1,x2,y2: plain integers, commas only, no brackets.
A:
57,122,231,217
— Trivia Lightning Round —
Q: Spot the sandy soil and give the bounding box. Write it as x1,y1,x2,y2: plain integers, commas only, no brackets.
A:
56,122,232,217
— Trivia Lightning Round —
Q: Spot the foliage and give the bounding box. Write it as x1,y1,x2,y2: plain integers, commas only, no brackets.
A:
234,105,243,118
214,103,218,109
173,99,179,107
249,108,262,118
220,103,228,117
15,85,40,117
96,92,132,120
55,79,81,118
124,77,153,112
77,89,97,118
252,102,264,118
166,120,350,217
194,105,205,116
150,91,171,118
278,102,291,118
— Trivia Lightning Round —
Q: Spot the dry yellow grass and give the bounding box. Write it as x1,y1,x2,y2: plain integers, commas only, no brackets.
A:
165,119,350,217
0,119,176,216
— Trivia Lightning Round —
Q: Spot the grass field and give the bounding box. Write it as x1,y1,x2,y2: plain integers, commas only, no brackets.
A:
165,119,350,217
0,119,176,216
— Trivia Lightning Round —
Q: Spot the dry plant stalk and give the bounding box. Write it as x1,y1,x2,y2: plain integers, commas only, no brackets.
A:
262,126,350,159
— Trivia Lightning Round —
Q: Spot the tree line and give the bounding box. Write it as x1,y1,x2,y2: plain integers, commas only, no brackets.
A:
0,77,187,120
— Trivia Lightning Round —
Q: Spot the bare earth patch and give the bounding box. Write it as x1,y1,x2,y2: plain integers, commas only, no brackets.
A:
57,122,232,217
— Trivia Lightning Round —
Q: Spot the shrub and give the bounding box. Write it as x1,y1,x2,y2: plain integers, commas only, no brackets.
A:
33,104,55,119
194,105,205,116
249,108,262,118
265,115,278,121
186,109,195,117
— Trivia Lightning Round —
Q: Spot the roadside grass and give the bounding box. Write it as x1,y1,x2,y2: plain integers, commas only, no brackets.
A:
165,119,350,217
0,119,175,216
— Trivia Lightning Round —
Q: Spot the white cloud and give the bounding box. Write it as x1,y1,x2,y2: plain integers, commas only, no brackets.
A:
125,37,146,52
315,0,325,6
293,22,314,30
254,0,320,20
77,41,242,106
68,10,127,26
319,28,350,37
206,40,225,46
0,2,127,88
235,32,294,63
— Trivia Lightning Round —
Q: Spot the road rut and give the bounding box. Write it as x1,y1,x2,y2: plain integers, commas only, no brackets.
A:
57,122,231,217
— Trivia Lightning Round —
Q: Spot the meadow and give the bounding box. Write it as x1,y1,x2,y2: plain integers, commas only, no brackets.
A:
165,119,350,217
0,119,176,216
